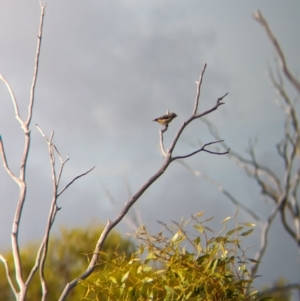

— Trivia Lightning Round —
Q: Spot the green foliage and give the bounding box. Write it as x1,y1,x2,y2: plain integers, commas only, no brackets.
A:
0,224,135,301
83,213,262,301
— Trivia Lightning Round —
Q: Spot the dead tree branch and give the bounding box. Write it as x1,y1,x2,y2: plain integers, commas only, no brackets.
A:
58,64,229,300
0,4,47,300
254,10,300,247
182,11,300,286
0,4,93,301
254,10,300,94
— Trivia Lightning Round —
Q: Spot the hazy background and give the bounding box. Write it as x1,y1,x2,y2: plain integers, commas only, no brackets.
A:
1,0,299,296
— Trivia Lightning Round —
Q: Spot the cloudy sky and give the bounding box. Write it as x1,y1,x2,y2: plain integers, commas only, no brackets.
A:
1,0,299,295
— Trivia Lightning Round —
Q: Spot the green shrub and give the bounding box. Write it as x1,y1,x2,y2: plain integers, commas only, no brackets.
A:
83,212,261,301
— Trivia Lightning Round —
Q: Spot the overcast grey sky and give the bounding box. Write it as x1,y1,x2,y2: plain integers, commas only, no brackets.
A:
1,0,299,296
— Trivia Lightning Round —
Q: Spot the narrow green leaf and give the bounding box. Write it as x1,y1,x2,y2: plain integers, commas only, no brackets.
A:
171,231,179,242
193,236,200,245
245,222,256,227
142,276,153,283
248,290,258,296
211,259,218,272
241,229,254,236
195,211,205,217
193,224,204,233
221,216,231,223
145,252,157,260
196,254,209,264
142,266,152,272
225,226,244,236
109,276,117,285
121,271,129,283
225,228,238,236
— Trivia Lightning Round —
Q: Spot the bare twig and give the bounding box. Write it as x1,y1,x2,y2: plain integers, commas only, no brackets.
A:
0,75,24,127
159,129,167,157
0,254,18,297
57,167,95,197
0,136,20,185
192,64,207,114
251,197,285,277
172,140,229,161
27,2,47,126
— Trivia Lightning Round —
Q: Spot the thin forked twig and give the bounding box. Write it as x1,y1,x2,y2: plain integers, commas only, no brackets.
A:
0,254,17,297
172,140,229,161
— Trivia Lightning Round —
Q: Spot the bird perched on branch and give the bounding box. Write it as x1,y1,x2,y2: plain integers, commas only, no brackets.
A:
153,112,177,126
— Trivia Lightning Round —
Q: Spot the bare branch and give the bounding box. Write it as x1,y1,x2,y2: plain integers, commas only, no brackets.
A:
54,145,70,186
0,136,21,185
190,12,300,282
167,92,228,157
251,197,286,277
26,2,47,126
58,64,229,300
192,63,207,114
254,10,300,94
203,118,284,197
7,5,47,299
57,166,95,197
0,75,24,126
172,140,229,161
194,92,228,119
158,128,167,157
0,254,18,297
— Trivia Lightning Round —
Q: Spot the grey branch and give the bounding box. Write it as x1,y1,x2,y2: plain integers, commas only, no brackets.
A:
172,140,229,161
254,10,300,94
0,4,47,301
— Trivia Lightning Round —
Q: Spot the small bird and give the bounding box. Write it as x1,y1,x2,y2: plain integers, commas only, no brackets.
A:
153,112,177,126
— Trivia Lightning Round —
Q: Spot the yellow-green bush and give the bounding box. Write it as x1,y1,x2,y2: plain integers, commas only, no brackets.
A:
83,212,261,301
